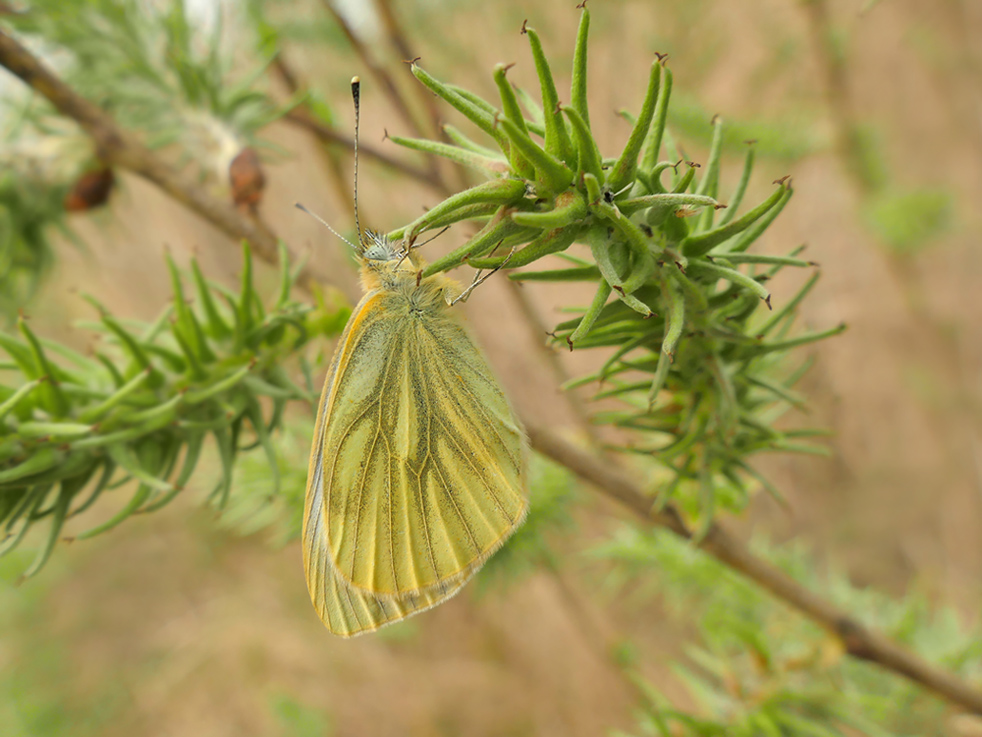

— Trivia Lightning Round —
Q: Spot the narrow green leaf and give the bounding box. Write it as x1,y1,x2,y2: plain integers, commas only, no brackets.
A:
0,379,40,423
421,208,534,276
510,265,600,282
493,63,536,178
497,116,574,193
570,7,591,129
681,183,787,257
567,280,613,348
718,141,756,225
608,60,661,194
404,179,527,244
561,105,604,180
618,193,717,217
390,133,511,176
183,362,254,404
469,225,580,269
411,63,507,148
728,181,794,253
593,201,657,293
511,191,588,229
21,484,73,578
442,124,502,157
19,317,69,417
695,115,725,231
687,260,771,307
757,271,820,337
524,24,574,165
640,62,673,172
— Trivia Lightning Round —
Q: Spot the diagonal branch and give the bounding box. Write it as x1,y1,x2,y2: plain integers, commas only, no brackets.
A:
283,106,444,191
318,0,428,140
374,0,444,137
0,27,334,295
526,421,982,716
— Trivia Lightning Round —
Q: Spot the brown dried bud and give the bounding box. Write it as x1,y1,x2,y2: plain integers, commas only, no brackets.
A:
64,167,115,212
229,146,266,211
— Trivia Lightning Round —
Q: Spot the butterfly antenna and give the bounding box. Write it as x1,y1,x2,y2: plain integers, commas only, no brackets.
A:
294,202,359,251
351,76,364,250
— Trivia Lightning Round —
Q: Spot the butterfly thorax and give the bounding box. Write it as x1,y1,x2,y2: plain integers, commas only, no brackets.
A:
358,232,461,307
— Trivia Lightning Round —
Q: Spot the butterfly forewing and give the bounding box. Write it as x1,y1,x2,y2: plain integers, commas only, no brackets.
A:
311,287,528,601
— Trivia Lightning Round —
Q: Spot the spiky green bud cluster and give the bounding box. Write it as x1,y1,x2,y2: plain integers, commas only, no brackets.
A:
386,9,844,525
0,244,347,576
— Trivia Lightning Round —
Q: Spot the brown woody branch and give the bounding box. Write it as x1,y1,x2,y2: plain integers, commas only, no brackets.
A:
0,27,331,292
375,0,444,137
318,0,428,140
282,107,444,191
526,422,982,715
4,19,982,717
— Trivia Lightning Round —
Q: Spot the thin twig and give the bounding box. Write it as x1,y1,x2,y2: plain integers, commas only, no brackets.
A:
802,0,874,192
318,0,427,140
526,421,982,716
374,0,443,137
0,28,328,296
504,279,606,449
272,53,355,216
283,107,444,191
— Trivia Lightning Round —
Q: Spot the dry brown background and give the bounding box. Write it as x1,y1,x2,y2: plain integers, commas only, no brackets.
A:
3,0,982,734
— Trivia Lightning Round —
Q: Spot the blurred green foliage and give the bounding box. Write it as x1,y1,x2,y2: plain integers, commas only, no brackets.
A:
598,528,981,735
0,243,345,577
866,188,954,255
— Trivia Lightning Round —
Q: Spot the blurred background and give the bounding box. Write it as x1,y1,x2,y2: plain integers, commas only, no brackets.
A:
2,0,981,734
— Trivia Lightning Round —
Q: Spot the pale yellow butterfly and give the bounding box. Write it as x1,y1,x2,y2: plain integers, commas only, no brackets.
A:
300,78,529,637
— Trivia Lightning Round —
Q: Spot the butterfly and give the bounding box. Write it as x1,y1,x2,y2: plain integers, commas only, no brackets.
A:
300,78,529,637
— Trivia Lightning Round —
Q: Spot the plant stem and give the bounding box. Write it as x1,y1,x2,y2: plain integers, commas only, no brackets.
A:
525,421,982,716
0,28,328,294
